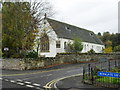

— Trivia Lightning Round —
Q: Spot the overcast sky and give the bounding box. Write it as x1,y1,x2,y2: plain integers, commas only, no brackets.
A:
48,0,119,34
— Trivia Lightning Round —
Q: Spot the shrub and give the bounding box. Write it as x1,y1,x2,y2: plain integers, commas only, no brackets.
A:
67,38,83,53
104,47,112,53
113,45,120,52
87,49,95,54
26,50,38,58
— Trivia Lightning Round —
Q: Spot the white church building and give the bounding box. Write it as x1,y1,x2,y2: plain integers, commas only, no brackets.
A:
34,17,105,57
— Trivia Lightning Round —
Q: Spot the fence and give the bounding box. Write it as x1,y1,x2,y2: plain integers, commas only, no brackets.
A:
83,58,120,88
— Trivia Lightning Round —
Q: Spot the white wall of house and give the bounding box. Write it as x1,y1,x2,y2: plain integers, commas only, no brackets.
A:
81,42,105,53
55,38,104,54
56,38,72,53
39,19,58,57
34,19,105,57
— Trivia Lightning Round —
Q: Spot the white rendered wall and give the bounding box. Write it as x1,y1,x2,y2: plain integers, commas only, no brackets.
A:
56,38,105,53
35,19,57,57
56,38,72,53
81,42,105,53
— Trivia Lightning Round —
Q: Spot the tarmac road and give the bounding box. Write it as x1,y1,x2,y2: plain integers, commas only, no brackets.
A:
1,63,85,89
1,61,117,90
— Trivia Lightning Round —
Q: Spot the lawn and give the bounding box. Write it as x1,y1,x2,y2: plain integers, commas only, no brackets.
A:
96,77,120,84
96,69,120,84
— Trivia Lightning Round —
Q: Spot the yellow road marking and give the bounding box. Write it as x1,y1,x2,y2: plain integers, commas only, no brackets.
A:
44,73,83,90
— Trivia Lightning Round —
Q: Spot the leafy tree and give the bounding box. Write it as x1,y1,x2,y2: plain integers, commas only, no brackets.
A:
113,45,120,52
98,32,101,36
102,32,111,42
2,1,53,58
104,40,112,47
0,9,1,58
110,33,120,48
97,32,102,41
68,38,83,53
97,32,120,52
104,47,112,53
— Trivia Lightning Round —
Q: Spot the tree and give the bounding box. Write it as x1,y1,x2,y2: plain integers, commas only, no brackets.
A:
113,45,120,52
110,33,120,48
104,40,112,47
98,32,101,36
97,32,120,52
68,38,83,53
2,1,54,58
102,32,111,42
104,47,112,53
0,9,1,58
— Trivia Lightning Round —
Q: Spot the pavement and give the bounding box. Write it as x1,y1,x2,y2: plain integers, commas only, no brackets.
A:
56,75,119,90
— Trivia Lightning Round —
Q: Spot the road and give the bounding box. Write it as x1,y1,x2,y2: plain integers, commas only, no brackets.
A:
1,63,85,90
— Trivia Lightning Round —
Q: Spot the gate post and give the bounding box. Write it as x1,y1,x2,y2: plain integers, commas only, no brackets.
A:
83,66,85,83
91,67,94,84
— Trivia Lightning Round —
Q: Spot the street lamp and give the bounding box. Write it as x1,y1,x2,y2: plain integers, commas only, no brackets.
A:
4,47,9,58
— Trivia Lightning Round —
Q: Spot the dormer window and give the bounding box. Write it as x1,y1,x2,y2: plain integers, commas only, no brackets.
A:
65,26,71,31
89,32,94,36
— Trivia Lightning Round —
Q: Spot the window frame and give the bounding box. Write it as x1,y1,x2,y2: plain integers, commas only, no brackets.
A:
56,41,61,48
40,34,49,52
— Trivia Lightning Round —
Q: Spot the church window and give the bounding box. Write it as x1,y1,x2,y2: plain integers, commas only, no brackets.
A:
40,33,49,52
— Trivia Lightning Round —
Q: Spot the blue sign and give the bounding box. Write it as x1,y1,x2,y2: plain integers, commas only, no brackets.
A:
98,71,120,78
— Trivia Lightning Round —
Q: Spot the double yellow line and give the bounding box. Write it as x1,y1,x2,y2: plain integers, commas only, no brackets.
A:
44,73,83,90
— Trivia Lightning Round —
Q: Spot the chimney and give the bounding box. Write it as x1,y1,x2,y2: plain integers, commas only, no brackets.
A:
44,13,47,18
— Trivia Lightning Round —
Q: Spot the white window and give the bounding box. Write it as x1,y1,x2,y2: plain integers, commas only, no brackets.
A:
64,42,67,49
56,41,61,48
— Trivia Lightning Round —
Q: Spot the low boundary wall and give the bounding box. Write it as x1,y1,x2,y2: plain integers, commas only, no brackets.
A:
1,53,120,70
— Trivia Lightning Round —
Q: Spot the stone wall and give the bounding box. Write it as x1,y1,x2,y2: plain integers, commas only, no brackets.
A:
1,53,120,70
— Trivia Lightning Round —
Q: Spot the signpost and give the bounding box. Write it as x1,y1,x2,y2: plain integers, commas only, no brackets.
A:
98,71,120,78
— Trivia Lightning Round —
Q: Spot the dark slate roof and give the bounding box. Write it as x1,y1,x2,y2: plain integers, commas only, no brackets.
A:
46,18,104,45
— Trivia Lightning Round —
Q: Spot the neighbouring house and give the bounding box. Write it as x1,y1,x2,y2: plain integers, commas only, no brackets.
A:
34,17,105,57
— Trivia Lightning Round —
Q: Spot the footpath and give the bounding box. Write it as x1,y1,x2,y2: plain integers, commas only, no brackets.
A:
56,75,118,90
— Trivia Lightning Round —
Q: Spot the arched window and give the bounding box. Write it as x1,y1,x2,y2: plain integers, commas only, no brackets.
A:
40,33,49,52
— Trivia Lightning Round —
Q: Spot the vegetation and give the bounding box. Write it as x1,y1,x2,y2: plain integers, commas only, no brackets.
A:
97,32,120,52
103,47,112,53
67,38,83,53
2,1,53,58
96,69,120,84
114,45,120,52
87,49,95,54
96,77,120,84
26,50,38,58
